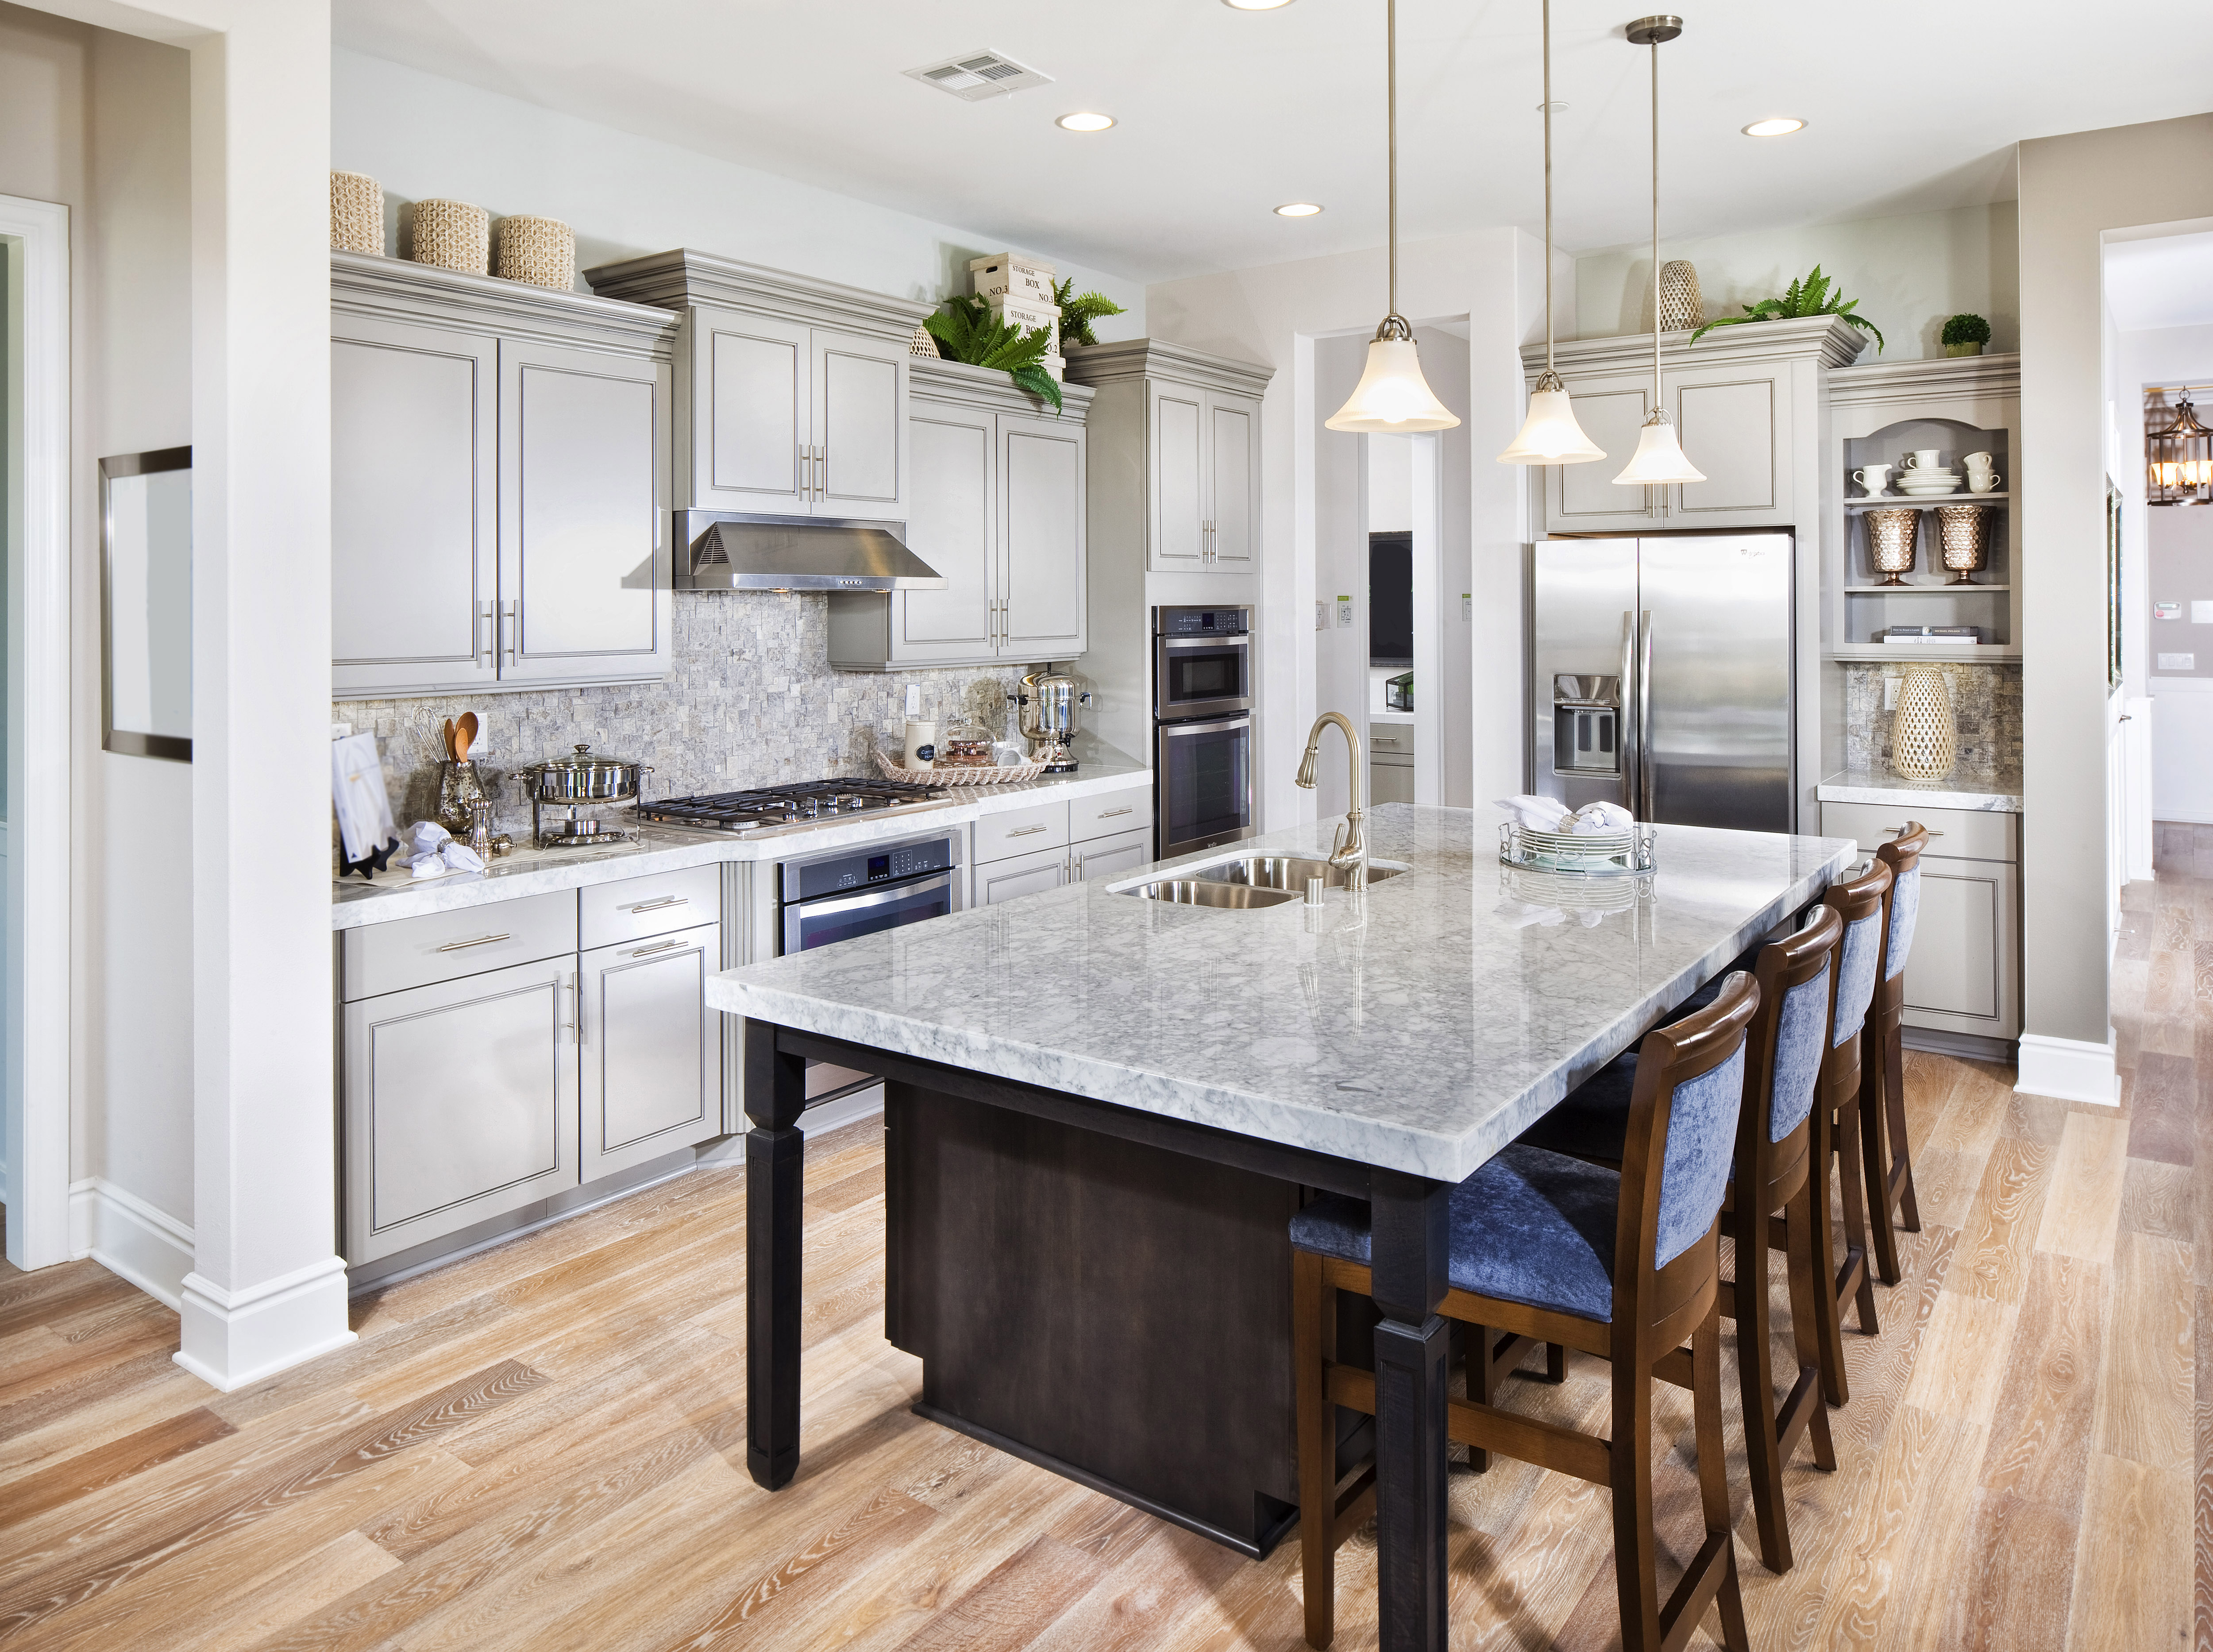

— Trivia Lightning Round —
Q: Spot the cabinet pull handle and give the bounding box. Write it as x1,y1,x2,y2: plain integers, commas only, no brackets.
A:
500,600,518,668
626,895,687,913
1881,826,1944,837
629,938,685,957
814,445,826,497
1006,824,1049,838
435,932,511,953
476,600,493,669
1096,807,1133,819
561,974,577,1034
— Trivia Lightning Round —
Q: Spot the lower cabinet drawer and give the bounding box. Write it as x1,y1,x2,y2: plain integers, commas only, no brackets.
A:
580,863,721,951
1819,799,2017,865
1071,782,1151,842
343,955,579,1265
1073,826,1151,883
975,799,1070,863
976,843,1068,906
579,921,723,1182
342,891,579,1002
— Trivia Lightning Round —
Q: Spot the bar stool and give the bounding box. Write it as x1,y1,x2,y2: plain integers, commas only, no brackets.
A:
1861,824,1929,1286
1518,905,1843,1573
1804,857,1891,1405
1290,977,1759,1652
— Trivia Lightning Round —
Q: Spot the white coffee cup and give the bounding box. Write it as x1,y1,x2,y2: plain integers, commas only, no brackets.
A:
1903,449,1943,469
1853,464,1894,494
903,720,938,771
1962,452,1996,472
1968,471,2001,493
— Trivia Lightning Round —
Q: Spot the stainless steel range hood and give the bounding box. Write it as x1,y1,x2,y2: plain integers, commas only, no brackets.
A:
674,511,947,592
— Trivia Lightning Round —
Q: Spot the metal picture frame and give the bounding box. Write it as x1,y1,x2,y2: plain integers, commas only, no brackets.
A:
2107,476,2124,691
100,444,193,762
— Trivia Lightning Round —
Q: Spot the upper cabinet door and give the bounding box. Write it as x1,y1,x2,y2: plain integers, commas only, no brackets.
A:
1205,392,1259,570
813,328,908,522
1149,384,1207,570
894,405,997,664
999,411,1086,659
331,317,499,697
694,306,810,513
1667,366,1790,526
498,339,671,686
1542,377,1657,536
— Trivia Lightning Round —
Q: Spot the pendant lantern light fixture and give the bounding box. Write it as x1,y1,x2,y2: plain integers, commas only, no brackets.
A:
1611,15,1704,487
2147,388,2213,506
1326,0,1461,434
1499,0,1604,465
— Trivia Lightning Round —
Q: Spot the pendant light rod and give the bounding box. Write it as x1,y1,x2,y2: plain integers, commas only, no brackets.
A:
1610,15,1703,487
1624,15,1683,405
1386,0,1400,330
1541,0,1554,378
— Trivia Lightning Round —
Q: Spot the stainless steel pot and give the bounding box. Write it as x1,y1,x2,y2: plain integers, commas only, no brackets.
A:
1017,671,1090,774
523,744,647,802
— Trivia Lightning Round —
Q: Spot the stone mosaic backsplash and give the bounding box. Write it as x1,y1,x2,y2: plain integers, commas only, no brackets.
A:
1842,661,2021,775
337,592,1043,835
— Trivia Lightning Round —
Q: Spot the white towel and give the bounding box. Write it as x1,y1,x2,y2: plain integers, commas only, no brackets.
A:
391,821,486,880
332,732,397,863
1493,794,1573,832
1564,802,1635,837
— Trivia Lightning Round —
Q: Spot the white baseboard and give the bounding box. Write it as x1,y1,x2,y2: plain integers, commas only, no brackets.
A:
69,1177,196,1311
174,1255,357,1393
2015,1031,2120,1107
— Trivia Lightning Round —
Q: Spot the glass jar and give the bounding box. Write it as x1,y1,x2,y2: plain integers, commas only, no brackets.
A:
938,716,997,768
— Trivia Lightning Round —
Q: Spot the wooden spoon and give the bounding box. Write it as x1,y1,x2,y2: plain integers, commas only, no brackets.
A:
443,718,456,762
455,712,478,764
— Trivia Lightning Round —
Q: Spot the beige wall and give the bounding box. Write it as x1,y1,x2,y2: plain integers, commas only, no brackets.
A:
2018,113,2213,1051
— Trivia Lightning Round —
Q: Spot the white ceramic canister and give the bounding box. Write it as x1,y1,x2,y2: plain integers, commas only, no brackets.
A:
903,720,938,771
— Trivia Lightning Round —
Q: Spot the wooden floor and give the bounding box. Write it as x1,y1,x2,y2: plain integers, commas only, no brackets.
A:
0,840,2204,1651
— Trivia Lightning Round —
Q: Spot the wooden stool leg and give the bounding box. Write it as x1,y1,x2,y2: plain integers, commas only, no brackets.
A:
1731,1197,1793,1573
1465,1325,1492,1474
1610,1351,1664,1652
1292,1250,1338,1651
1782,1181,1838,1472
1546,1341,1567,1382
1860,1052,1904,1286
1693,1309,1753,1652
1885,1012,1922,1233
1798,1099,1851,1407
1832,1074,1882,1336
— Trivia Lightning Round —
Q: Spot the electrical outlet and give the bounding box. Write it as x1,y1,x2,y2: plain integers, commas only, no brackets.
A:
2159,652,2196,671
1884,675,1900,710
1461,592,1472,622
905,683,921,718
1337,594,1355,629
1315,600,1326,632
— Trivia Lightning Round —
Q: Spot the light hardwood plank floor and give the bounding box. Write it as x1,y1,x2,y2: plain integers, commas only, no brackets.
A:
1,837,2202,1650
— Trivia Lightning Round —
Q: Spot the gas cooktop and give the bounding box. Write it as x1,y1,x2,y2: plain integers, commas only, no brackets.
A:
639,778,950,833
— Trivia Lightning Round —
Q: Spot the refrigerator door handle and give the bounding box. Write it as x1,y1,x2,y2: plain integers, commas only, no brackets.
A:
1619,609,1639,815
1637,609,1655,820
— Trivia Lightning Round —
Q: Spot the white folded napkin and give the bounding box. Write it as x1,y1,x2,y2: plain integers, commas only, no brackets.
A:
1493,794,1573,832
391,821,486,880
332,732,397,864
1564,802,1635,836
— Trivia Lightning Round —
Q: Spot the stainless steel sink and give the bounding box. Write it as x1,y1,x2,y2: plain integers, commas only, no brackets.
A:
1192,854,1405,890
1124,879,1306,910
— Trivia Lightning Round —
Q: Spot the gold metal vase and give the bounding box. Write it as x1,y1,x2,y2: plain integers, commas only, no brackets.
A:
1864,507,1921,584
1890,668,1958,780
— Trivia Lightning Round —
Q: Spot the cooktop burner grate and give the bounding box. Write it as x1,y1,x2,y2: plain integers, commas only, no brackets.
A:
640,778,948,831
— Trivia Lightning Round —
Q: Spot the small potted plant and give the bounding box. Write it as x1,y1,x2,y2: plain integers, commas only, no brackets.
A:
1942,313,1991,358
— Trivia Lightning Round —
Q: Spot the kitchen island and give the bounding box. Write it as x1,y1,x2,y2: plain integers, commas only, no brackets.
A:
706,804,1854,1652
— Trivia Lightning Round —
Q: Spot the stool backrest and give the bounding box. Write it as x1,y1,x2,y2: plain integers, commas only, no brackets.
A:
1876,823,1928,983
1747,903,1844,1150
1821,859,1893,1049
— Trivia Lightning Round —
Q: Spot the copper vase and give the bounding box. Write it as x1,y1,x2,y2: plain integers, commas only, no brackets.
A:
1865,508,1921,585
1935,503,1992,584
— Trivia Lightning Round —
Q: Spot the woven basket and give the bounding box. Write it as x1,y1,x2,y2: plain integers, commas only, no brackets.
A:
909,323,941,359
1890,667,1958,780
331,171,383,255
410,199,490,274
1658,260,1704,332
494,215,575,290
873,749,1044,785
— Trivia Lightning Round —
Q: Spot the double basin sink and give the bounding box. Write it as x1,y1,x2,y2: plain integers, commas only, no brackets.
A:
1123,854,1405,911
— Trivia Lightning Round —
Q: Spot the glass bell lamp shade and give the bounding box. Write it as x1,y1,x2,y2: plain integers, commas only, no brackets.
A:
1612,412,1705,485
1326,336,1461,433
1498,386,1605,464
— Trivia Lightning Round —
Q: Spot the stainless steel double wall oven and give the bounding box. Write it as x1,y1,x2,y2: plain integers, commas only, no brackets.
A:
1153,605,1256,860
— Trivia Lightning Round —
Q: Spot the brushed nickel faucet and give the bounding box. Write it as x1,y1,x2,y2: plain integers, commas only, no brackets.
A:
1295,711,1368,890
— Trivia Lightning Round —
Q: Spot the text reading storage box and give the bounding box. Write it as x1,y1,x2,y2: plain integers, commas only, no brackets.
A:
970,252,1056,304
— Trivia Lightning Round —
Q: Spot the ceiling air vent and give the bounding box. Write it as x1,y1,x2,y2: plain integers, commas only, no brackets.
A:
902,49,1053,102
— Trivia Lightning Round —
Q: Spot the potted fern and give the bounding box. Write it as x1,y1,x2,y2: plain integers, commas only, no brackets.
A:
1689,265,1884,355
1942,313,1990,357
1050,278,1126,349
923,297,1063,412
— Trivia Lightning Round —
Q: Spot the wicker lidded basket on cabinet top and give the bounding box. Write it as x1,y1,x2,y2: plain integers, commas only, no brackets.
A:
1658,260,1705,332
494,215,576,290
330,171,382,254
410,199,490,274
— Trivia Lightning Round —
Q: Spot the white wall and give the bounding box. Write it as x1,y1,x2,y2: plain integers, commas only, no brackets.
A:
1576,202,2020,361
332,48,1145,336
1366,434,1412,533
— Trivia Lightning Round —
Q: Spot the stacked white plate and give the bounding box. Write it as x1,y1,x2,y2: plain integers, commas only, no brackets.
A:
1894,468,1962,496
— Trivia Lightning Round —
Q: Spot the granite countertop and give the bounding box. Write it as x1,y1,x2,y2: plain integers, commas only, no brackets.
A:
333,735,1150,930
706,805,1855,1182
1816,760,2023,813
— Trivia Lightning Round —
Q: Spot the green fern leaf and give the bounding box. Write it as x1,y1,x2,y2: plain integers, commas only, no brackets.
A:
1009,363,1064,413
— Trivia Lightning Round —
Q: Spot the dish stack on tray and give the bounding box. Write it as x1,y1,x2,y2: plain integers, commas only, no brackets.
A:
1499,820,1656,876
970,251,1062,382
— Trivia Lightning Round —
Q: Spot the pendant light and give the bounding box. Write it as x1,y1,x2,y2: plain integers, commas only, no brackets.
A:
1611,15,1704,486
1326,0,1460,433
1498,0,1604,465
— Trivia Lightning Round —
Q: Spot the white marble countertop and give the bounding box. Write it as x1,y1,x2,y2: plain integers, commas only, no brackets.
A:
1816,761,2023,814
706,805,1856,1182
332,737,1150,931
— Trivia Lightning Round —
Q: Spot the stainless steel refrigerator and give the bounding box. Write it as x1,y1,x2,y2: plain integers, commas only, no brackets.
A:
1527,533,1794,832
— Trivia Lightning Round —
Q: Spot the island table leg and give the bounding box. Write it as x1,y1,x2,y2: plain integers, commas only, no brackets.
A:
1368,1173,1453,1652
744,1019,807,1490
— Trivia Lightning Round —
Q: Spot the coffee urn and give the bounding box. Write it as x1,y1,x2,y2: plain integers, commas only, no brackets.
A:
1017,669,1091,773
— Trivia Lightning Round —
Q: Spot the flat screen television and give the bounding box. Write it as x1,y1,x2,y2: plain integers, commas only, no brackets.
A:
1369,531,1412,664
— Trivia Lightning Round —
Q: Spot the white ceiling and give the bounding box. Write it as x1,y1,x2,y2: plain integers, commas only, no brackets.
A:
2107,230,2213,332
332,0,2213,286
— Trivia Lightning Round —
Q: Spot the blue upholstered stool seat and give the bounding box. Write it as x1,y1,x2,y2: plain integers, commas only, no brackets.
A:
1288,1144,1620,1323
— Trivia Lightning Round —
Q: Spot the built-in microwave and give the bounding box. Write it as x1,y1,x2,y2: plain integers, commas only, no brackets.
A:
1153,605,1252,723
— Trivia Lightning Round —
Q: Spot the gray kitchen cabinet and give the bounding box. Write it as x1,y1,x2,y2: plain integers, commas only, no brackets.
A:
825,358,1092,670
331,252,677,700
577,919,722,1182
814,327,908,518
342,954,578,1266
330,315,499,698
969,780,1154,907
1072,826,1151,883
1064,342,1273,576
977,844,1069,907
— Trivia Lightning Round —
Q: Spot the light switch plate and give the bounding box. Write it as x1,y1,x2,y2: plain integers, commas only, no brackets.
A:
2195,600,2213,624
2156,601,2183,620
1315,600,1327,632
1461,592,1472,621
2159,653,2196,671
1337,595,1355,629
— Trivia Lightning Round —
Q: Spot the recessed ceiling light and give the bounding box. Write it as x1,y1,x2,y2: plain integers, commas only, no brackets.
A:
1742,117,1805,137
1223,0,1295,9
1056,111,1114,132
1274,202,1323,217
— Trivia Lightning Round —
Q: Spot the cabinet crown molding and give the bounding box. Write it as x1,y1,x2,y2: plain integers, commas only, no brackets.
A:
1064,339,1275,398
1523,313,1869,379
911,356,1094,418
1827,351,2021,408
331,251,677,359
583,248,933,341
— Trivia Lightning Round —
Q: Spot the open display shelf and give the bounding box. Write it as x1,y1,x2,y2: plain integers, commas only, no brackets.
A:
1835,409,2014,652
1845,491,2009,508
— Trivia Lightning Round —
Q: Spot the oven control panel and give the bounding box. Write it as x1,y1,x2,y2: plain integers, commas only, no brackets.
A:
781,834,958,903
1155,605,1251,638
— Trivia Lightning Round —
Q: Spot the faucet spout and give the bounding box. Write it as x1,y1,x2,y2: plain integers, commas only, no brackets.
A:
1294,711,1368,890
